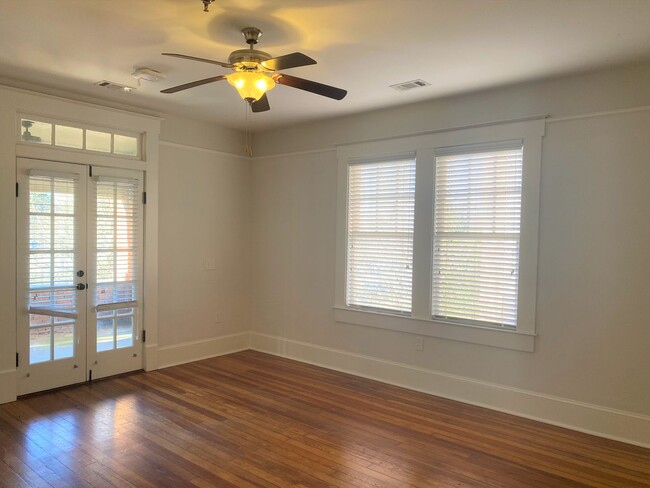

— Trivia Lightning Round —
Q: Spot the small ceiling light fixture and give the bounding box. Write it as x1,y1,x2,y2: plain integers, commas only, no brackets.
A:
132,67,165,85
202,0,215,12
226,71,275,102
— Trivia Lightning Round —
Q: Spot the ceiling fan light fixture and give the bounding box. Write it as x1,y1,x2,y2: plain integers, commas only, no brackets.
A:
226,71,275,102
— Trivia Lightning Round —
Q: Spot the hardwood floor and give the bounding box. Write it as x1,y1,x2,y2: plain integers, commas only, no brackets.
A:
0,351,648,487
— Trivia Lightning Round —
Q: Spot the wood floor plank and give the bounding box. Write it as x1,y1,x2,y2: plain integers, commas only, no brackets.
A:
1,350,648,487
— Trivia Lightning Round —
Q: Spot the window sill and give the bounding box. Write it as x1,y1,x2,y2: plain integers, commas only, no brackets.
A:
333,306,535,352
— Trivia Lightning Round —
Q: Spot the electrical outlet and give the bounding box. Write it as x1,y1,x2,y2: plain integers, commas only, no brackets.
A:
205,257,216,270
415,336,424,351
214,313,221,324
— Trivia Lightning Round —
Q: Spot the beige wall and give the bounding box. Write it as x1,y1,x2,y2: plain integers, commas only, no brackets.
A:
160,115,245,156
250,62,650,416
254,62,650,156
158,138,251,347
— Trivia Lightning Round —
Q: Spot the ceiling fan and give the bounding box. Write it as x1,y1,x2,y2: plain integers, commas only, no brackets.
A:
160,27,347,112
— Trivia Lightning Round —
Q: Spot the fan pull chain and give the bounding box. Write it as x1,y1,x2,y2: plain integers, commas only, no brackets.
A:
244,101,253,157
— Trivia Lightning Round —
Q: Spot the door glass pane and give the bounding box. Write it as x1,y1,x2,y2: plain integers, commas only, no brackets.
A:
54,216,74,250
97,318,114,352
28,174,78,365
54,179,75,214
96,252,114,282
53,323,75,359
117,313,134,349
30,185,52,213
30,215,51,250
94,178,140,352
53,253,74,286
55,125,83,149
30,326,52,364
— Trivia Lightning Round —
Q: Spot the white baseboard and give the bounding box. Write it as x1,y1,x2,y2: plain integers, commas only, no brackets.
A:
250,332,650,448
0,368,17,405
157,332,251,369
144,343,159,372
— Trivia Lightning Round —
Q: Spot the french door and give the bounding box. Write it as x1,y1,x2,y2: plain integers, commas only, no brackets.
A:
17,158,144,395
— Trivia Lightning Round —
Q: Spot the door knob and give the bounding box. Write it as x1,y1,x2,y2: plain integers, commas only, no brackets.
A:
76,283,86,290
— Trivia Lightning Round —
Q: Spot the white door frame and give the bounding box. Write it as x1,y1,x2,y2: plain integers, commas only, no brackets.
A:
16,158,147,394
87,165,145,381
16,158,88,395
0,85,161,404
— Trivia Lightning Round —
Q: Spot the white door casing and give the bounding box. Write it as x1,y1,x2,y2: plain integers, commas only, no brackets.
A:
17,158,144,394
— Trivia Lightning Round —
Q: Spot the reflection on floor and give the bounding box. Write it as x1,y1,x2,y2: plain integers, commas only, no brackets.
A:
0,350,649,487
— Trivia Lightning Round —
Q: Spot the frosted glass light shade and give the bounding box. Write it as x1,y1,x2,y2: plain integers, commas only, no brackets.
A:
226,71,275,101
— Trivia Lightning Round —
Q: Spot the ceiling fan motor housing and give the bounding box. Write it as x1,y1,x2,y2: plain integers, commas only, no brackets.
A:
228,49,272,71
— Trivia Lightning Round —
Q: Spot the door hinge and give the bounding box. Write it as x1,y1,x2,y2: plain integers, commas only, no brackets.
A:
142,330,146,343
16,353,19,368
16,182,19,197
143,191,147,204
89,165,93,177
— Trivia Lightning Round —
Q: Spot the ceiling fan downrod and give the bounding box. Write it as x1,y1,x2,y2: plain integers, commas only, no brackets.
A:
241,27,262,48
202,0,215,12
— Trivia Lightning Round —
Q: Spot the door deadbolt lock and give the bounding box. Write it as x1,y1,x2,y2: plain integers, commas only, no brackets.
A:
77,270,84,277
76,283,86,290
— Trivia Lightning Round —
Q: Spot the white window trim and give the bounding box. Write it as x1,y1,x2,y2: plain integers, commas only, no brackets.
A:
334,118,545,352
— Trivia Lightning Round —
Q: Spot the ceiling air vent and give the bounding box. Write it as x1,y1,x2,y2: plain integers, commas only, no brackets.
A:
390,79,431,92
94,80,135,92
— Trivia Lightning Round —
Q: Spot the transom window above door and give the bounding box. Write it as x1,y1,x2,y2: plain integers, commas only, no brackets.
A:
19,116,142,159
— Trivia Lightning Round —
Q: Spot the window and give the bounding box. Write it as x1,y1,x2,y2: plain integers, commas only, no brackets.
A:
27,173,79,363
347,158,416,314
432,142,523,328
93,176,142,352
19,117,141,159
335,119,544,351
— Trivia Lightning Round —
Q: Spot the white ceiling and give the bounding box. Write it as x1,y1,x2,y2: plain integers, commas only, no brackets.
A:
1,0,649,131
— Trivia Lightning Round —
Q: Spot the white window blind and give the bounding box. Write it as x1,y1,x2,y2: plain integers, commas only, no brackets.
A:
26,173,80,364
93,176,141,351
347,158,416,313
432,141,523,328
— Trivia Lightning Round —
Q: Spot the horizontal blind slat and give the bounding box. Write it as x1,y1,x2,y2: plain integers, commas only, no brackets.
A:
93,179,141,309
433,145,523,327
347,159,415,314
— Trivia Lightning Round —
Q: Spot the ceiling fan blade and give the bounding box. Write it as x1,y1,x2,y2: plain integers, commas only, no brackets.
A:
162,53,233,68
261,52,316,71
274,74,347,100
161,75,227,94
251,93,270,113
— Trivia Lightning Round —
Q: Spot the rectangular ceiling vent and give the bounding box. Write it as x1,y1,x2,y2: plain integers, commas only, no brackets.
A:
390,79,431,92
94,80,135,92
